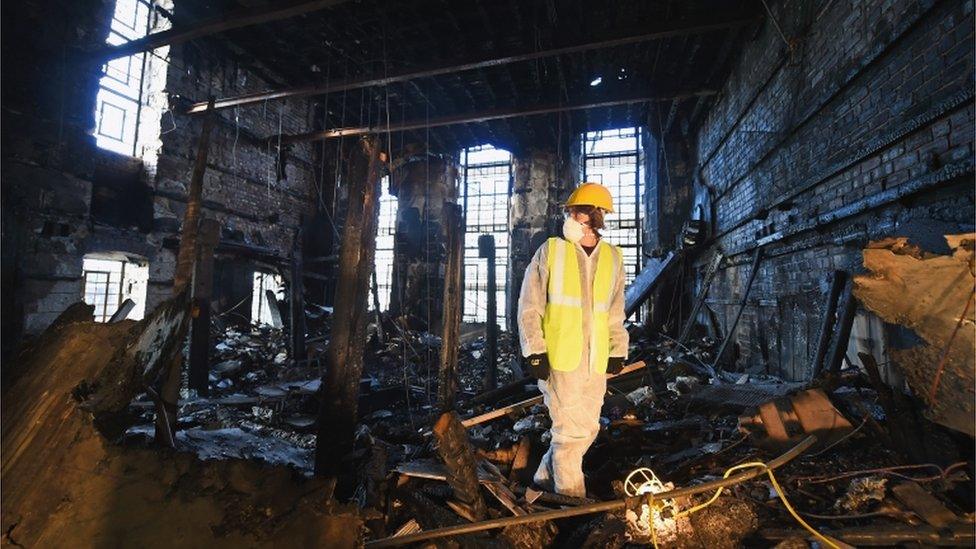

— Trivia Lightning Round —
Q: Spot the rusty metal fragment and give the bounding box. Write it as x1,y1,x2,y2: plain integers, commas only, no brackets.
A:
738,389,853,452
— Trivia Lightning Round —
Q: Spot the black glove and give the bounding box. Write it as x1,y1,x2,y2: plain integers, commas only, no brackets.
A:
525,354,550,381
607,357,625,375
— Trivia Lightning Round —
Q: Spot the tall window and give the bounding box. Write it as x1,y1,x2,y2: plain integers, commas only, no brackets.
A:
461,146,512,326
581,128,642,286
95,0,154,155
82,253,149,322
373,176,397,311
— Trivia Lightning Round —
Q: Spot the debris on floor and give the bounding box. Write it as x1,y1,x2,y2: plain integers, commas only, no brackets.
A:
9,297,975,548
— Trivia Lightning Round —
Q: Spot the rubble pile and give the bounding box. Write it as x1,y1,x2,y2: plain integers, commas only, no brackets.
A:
115,308,972,547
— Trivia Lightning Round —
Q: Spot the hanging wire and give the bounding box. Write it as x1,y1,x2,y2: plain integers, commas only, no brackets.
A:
424,98,433,409
332,60,350,219
272,100,284,198
231,106,241,182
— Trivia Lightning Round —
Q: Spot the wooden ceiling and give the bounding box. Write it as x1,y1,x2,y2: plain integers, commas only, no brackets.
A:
169,0,764,151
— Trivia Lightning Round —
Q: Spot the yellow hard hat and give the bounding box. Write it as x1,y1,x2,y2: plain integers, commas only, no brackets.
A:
565,182,614,212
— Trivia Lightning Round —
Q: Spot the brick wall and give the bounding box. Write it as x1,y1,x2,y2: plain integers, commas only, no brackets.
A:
150,33,320,313
693,0,974,379
1,0,321,349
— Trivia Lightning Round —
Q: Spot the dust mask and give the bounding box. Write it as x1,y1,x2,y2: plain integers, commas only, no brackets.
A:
562,216,585,243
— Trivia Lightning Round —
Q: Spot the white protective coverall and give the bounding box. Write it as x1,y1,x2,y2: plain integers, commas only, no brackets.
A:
517,237,629,497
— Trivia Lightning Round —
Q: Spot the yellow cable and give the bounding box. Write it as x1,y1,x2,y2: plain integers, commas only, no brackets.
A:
640,462,841,549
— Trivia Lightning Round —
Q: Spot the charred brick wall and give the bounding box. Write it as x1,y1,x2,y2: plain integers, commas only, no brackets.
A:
151,33,320,315
0,0,321,352
692,0,974,380
2,0,116,348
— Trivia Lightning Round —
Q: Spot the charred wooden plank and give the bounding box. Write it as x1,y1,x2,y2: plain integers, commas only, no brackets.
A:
432,411,487,522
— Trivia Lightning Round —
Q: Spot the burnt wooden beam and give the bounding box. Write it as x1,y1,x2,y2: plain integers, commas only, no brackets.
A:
92,0,350,62
187,17,757,113
437,204,464,412
315,136,383,480
281,90,716,143
188,218,220,396
290,231,307,364
156,97,216,447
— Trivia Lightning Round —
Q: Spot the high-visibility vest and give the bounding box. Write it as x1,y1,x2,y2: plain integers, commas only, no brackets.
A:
543,237,622,373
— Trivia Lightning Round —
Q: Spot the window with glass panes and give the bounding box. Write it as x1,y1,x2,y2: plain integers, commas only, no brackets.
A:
82,255,148,322
83,270,116,323
372,176,397,311
461,146,511,325
581,128,642,309
95,0,154,155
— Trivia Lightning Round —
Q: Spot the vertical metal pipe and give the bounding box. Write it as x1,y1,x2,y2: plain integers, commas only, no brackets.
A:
810,270,848,379
711,246,763,377
824,279,857,380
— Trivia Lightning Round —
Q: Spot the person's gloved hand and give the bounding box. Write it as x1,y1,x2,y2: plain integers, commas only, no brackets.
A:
525,354,550,381
606,357,625,375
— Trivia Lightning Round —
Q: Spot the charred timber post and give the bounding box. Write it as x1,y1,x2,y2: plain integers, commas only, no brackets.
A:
290,229,307,364
478,234,498,392
433,411,488,522
438,204,464,412
809,270,848,379
173,97,216,293
315,136,383,478
157,96,216,446
188,218,221,395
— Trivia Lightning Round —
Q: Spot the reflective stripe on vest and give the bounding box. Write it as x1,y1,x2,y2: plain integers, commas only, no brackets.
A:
543,237,621,373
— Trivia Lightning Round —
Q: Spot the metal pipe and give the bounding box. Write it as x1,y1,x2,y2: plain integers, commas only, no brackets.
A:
824,279,856,379
810,271,848,379
367,435,816,547
711,246,763,376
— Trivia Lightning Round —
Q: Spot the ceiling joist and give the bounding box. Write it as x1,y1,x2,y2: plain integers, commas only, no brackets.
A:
91,0,350,62
276,89,716,143
187,17,757,114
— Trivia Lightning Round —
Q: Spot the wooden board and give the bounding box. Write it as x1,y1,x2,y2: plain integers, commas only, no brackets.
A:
461,361,647,428
891,481,959,528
